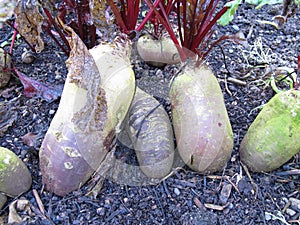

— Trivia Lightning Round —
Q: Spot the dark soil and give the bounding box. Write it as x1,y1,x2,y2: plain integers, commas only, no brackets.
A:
0,1,300,225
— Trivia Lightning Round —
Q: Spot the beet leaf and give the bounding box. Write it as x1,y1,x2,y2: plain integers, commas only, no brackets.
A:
14,69,62,102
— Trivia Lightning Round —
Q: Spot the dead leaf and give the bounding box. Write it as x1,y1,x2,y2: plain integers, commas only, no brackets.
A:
90,0,109,28
21,132,36,147
0,0,16,27
8,199,33,224
16,199,32,214
8,200,23,224
14,1,44,53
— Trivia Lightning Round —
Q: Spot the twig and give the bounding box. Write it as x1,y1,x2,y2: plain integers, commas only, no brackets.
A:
261,171,300,184
224,176,240,194
267,192,281,211
206,175,223,179
275,169,300,176
246,25,254,40
189,187,198,196
33,189,45,217
241,162,259,199
163,180,171,198
218,45,232,96
29,205,55,225
282,200,291,213
120,199,132,214
153,188,165,220
193,197,206,211
288,219,300,224
227,77,247,86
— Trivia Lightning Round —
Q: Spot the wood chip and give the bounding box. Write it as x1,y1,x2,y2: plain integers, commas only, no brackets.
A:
204,202,229,211
219,183,232,205
193,197,206,211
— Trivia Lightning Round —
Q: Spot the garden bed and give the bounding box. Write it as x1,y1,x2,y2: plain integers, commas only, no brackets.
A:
0,1,299,224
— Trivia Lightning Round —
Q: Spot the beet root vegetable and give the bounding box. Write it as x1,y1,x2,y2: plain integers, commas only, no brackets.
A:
122,87,175,179
137,34,181,67
0,147,32,197
89,43,136,139
0,48,11,88
239,89,300,172
169,65,233,174
39,28,135,196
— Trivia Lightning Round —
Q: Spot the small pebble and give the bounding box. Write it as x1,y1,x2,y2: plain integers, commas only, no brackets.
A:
265,212,272,221
289,198,300,211
286,208,296,216
232,25,239,31
97,207,106,216
282,197,289,204
104,199,111,207
174,187,180,196
21,50,36,64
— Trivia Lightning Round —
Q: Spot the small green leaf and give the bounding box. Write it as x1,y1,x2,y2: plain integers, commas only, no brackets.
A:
245,0,283,9
218,0,242,26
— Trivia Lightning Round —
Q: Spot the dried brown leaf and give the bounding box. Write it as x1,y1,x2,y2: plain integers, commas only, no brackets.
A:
90,0,109,28
21,132,36,147
8,199,32,224
8,200,23,224
14,1,44,53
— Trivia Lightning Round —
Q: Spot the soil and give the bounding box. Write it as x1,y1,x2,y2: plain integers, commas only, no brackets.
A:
0,1,300,225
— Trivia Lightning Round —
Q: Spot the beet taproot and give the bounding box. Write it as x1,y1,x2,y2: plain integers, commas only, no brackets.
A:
0,147,32,197
240,89,300,172
137,34,181,67
39,28,135,196
170,65,233,174
122,87,175,179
